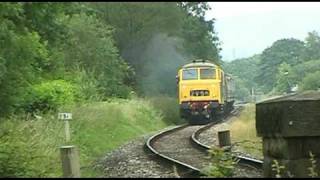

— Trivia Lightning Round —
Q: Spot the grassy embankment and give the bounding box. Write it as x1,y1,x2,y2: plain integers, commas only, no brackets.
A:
229,104,263,159
0,97,180,177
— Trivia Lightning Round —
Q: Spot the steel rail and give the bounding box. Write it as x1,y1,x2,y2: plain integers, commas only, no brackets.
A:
190,107,263,170
145,105,262,178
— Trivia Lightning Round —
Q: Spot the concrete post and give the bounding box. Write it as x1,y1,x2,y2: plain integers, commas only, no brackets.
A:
60,145,81,177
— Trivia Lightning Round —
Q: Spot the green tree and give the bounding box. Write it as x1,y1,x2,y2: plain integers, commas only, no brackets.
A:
255,38,306,93
233,77,251,102
0,2,222,115
90,2,221,96
90,3,186,95
222,55,261,100
62,12,132,98
91,2,185,53
223,55,260,90
275,62,295,93
0,3,50,115
300,71,320,91
304,31,320,61
291,59,320,84
179,2,221,62
22,2,77,45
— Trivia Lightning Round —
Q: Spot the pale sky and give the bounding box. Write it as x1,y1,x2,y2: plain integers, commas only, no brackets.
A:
206,2,320,61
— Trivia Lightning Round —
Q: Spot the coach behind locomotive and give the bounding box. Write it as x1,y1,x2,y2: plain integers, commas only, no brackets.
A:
176,59,234,124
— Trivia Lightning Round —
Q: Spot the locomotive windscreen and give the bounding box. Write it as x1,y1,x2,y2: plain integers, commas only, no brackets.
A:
182,69,198,80
200,68,216,79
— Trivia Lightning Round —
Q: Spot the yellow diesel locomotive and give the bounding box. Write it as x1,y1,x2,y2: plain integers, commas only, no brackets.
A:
176,59,235,124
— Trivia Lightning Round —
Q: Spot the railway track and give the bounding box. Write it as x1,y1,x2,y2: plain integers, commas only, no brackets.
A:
145,106,263,177
191,107,263,170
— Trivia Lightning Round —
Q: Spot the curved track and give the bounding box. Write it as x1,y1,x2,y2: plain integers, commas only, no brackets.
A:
146,124,204,177
191,107,263,170
145,106,263,177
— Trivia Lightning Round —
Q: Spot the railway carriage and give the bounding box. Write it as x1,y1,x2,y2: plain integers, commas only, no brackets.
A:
176,59,235,124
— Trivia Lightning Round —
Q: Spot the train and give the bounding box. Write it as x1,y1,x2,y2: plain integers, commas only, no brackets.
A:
176,59,235,124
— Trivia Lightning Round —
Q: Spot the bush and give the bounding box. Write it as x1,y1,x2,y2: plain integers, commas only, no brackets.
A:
148,96,183,125
66,67,103,102
23,80,77,113
63,12,133,100
202,146,238,177
300,71,320,91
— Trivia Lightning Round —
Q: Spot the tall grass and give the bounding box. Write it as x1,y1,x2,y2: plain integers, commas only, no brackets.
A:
148,95,184,125
0,114,64,177
0,98,168,177
229,104,263,159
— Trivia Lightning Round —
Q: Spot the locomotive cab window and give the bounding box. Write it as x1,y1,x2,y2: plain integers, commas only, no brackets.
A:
200,68,216,79
182,69,198,80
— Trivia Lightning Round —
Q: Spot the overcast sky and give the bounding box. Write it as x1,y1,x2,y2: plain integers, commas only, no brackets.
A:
206,2,320,61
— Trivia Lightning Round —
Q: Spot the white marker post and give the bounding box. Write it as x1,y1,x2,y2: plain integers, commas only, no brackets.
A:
58,112,80,177
58,113,72,143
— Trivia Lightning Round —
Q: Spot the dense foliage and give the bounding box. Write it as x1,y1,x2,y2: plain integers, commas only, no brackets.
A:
90,2,221,96
0,2,221,177
0,2,221,117
224,31,320,100
222,55,260,101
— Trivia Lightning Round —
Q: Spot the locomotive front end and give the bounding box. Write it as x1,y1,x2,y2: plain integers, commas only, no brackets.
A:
177,60,224,124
